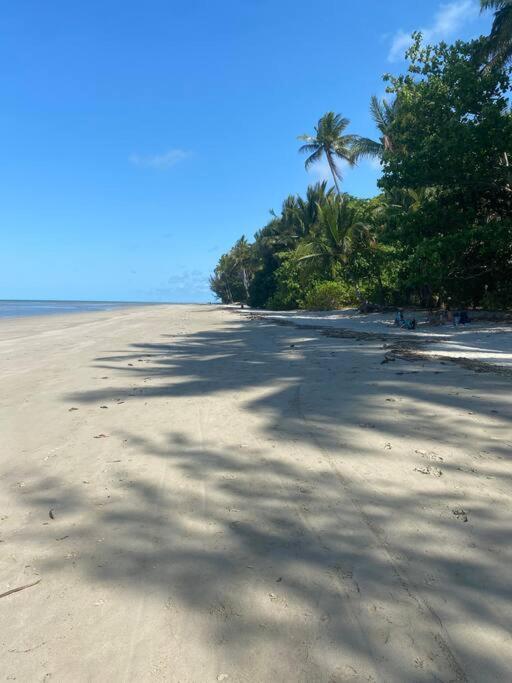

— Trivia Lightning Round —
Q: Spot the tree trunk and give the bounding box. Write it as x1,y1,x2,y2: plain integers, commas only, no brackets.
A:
377,272,385,304
225,281,233,304
326,151,342,197
241,268,250,302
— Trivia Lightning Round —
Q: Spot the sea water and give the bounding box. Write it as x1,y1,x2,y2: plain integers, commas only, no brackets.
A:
0,300,154,319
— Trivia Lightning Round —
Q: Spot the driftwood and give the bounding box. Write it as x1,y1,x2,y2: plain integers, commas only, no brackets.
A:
0,579,41,600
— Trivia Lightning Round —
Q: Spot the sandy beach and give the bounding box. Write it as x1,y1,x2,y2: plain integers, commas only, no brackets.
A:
1,304,511,682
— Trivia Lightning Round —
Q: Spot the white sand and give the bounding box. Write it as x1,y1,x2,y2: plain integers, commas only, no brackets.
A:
1,304,511,681
246,307,512,369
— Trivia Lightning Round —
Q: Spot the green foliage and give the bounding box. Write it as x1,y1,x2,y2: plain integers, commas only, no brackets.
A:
481,1,512,67
211,32,512,311
351,96,398,161
304,281,355,310
401,222,512,307
266,259,305,310
210,237,256,304
248,259,277,308
302,195,373,279
379,33,512,306
382,34,511,199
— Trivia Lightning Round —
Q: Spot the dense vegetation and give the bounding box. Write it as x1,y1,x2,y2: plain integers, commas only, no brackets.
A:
210,9,512,311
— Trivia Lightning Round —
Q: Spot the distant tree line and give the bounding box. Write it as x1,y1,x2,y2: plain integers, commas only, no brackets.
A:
211,7,512,310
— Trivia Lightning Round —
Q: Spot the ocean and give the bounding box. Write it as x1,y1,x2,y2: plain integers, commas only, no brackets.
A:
0,300,155,319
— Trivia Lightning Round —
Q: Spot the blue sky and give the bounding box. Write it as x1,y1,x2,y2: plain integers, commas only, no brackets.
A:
0,1,492,302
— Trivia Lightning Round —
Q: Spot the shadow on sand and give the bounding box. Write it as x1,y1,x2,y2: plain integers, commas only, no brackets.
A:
11,310,512,680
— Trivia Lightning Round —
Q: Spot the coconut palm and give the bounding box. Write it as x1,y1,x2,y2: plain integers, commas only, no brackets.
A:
351,96,397,162
299,195,372,277
298,113,358,195
209,253,238,303
263,184,335,248
264,195,302,250
295,181,334,238
481,0,512,65
231,236,253,301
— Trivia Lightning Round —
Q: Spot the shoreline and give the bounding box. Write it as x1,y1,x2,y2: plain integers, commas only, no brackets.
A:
0,300,186,323
0,303,197,344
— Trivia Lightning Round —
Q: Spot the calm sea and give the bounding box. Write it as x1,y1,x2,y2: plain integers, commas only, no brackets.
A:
0,300,156,319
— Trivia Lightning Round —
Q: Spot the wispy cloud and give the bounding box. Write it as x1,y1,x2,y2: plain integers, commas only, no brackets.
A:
143,270,211,302
388,0,479,62
166,269,210,293
307,157,351,183
129,148,190,169
307,158,331,182
367,157,383,172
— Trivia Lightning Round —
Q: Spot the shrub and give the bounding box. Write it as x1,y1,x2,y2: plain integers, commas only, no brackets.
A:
265,259,304,310
248,264,277,309
304,281,355,310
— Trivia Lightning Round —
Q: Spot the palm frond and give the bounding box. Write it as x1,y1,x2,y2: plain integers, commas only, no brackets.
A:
298,112,358,192
303,147,324,170
298,143,320,155
481,0,510,10
317,112,350,136
383,97,397,121
481,0,512,65
326,153,344,180
336,134,361,146
369,95,388,130
351,136,383,160
297,253,323,262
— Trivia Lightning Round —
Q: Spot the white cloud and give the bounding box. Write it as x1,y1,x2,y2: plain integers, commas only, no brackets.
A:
143,269,211,302
129,148,190,169
307,157,350,183
388,0,479,62
388,31,415,63
167,270,210,292
367,157,383,171
307,157,331,182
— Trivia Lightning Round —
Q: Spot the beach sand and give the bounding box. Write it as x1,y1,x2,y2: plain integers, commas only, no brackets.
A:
243,307,512,370
1,304,511,681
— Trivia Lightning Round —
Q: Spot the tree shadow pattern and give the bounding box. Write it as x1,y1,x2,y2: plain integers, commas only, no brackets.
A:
7,310,512,681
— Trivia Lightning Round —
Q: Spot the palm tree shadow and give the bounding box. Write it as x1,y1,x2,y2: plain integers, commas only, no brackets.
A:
14,312,512,678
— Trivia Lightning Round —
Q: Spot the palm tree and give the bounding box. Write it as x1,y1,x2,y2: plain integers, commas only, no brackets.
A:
231,236,253,301
296,181,334,238
299,196,372,277
351,96,398,162
298,112,358,195
209,253,237,303
265,195,302,250
481,0,512,65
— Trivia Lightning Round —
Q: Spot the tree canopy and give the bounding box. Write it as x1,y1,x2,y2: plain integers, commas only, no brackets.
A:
211,29,512,311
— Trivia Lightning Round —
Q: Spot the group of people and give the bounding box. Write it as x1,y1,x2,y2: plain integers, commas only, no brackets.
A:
394,308,471,330
427,308,471,326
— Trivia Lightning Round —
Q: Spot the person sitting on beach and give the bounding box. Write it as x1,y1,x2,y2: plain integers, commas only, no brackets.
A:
404,317,416,330
394,310,416,330
452,309,471,326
